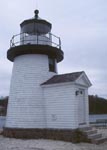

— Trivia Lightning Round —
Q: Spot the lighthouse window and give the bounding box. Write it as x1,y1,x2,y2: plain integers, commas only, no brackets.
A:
48,57,56,73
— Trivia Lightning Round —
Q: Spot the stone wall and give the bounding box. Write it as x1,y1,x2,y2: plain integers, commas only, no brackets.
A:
3,128,89,143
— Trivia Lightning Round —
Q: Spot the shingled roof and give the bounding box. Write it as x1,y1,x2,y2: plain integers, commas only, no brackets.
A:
41,71,84,85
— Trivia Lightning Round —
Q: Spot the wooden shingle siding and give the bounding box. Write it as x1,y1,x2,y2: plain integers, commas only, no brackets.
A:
5,54,56,128
42,83,89,129
43,84,79,129
5,54,90,129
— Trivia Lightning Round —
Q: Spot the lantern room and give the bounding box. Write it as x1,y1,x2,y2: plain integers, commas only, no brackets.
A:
20,10,52,46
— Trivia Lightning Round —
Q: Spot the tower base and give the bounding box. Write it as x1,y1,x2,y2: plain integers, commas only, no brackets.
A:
3,127,88,143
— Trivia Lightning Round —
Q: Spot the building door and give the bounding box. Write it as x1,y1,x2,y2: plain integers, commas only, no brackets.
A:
78,89,86,125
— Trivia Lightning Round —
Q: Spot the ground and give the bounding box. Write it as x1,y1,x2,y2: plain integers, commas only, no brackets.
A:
0,128,107,150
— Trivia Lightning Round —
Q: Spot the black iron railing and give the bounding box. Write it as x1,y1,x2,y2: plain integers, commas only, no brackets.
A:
10,32,61,49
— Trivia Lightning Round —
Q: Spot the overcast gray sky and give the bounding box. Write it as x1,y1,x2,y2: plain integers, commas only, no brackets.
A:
0,0,107,98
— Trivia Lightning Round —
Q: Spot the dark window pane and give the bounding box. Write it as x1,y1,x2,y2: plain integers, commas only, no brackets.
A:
48,57,56,72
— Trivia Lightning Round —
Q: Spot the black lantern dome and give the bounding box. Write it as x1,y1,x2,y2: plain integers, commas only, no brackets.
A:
20,10,52,35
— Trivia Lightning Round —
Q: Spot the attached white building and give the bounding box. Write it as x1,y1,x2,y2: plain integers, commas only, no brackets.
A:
42,71,91,129
4,10,92,138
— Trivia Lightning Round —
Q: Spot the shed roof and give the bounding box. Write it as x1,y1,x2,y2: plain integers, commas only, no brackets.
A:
41,71,83,85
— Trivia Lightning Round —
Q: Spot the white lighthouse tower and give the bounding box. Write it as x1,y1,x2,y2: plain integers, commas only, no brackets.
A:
4,10,63,136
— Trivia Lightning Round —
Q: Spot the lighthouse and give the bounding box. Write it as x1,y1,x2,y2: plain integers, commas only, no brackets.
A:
5,10,63,129
4,10,91,139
